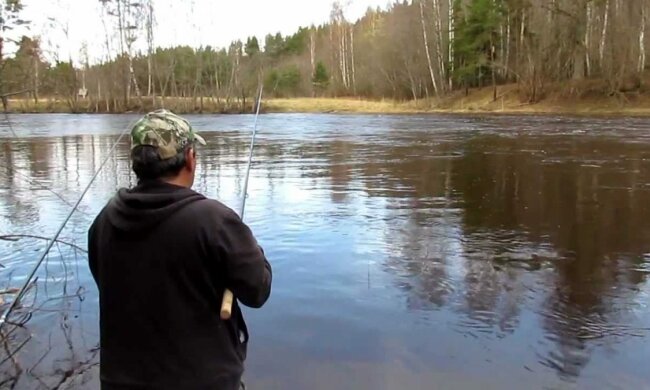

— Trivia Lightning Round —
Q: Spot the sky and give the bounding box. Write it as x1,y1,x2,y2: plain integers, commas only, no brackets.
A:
11,0,391,65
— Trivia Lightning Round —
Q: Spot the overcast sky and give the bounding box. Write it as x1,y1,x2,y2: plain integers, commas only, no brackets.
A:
12,0,390,65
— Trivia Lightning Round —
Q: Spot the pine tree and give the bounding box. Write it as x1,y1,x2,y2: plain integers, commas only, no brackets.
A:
245,36,260,57
453,0,503,95
312,60,330,95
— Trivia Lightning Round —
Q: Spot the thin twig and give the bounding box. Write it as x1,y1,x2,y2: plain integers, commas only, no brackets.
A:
28,332,52,376
0,376,18,389
0,334,31,367
0,235,87,254
0,328,23,387
3,312,32,328
0,327,28,390
50,347,100,390
0,280,37,329
57,242,69,296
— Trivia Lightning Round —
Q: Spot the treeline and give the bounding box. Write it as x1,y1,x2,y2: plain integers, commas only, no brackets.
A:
1,0,648,112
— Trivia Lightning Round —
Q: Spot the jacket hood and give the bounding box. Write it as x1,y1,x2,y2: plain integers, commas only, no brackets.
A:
105,180,205,232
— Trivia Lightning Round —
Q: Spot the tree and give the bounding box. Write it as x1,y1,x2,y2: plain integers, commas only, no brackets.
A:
419,0,440,97
312,60,330,95
453,0,503,98
284,27,308,55
45,60,78,110
0,0,28,97
0,0,26,59
3,36,43,100
245,36,260,57
266,65,301,97
330,1,351,91
280,66,301,96
640,1,646,76
145,0,154,98
264,32,285,57
99,0,146,107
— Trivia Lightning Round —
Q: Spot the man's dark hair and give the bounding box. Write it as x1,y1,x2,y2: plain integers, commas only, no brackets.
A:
131,144,194,181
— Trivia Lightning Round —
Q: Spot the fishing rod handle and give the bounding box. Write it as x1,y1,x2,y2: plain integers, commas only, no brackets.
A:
220,289,234,319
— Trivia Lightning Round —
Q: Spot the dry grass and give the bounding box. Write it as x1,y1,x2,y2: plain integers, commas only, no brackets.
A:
267,96,650,116
431,80,650,116
265,98,424,114
267,82,650,116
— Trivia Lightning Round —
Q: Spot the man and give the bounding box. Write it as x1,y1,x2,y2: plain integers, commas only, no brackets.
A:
88,109,272,390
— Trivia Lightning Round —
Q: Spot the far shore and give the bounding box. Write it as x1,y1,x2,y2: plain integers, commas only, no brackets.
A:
4,85,650,117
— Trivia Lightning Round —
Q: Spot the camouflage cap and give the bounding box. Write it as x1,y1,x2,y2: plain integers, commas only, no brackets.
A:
130,109,206,159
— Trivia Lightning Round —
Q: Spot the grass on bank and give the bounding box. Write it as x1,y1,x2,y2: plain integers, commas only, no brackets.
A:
5,80,650,116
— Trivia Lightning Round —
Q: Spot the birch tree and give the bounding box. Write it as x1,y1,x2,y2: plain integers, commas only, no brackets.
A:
330,1,352,91
599,0,609,67
639,1,646,75
146,0,154,98
350,24,356,94
585,1,592,76
431,0,446,89
448,0,454,89
99,0,145,107
420,0,440,97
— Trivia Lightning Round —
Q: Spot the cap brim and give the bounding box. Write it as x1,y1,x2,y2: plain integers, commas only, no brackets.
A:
194,133,207,146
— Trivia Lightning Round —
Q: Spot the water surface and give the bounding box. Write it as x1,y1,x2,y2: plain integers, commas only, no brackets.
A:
0,113,649,389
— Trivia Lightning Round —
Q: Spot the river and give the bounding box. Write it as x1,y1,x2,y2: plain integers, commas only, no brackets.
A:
0,113,649,389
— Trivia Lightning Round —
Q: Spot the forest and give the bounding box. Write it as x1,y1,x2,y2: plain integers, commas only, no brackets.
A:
0,0,648,112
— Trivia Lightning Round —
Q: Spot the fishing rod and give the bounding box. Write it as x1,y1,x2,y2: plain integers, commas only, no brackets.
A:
220,85,264,320
0,123,132,331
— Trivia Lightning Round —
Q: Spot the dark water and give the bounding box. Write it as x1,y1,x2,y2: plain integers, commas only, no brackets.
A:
1,113,650,389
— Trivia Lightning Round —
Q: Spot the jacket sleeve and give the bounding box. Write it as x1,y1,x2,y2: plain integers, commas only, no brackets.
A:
216,209,272,309
87,217,99,283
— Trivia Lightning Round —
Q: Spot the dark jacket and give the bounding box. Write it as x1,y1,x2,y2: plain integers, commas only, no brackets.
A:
87,180,272,390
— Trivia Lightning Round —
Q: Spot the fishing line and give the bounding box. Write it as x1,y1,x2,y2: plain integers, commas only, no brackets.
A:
0,103,91,213
220,85,264,320
0,121,134,331
0,169,92,215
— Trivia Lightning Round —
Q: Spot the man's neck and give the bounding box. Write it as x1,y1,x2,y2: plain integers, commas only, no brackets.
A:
163,175,191,188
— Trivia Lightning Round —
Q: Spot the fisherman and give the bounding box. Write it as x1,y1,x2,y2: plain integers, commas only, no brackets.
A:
87,109,272,390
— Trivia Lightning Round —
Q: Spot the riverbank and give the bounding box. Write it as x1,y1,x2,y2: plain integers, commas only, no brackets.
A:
267,83,650,116
4,83,650,116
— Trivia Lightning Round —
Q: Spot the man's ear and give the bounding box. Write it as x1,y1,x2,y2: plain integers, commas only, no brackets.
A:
185,147,195,170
